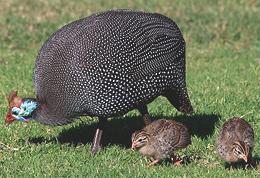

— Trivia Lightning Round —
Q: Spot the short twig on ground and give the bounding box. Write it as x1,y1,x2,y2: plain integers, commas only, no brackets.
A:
0,141,19,151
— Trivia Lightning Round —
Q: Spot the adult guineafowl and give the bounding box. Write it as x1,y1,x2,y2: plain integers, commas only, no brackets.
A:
5,10,193,154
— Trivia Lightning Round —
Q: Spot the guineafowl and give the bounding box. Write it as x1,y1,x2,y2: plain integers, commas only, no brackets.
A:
5,10,193,154
132,119,191,166
216,117,254,167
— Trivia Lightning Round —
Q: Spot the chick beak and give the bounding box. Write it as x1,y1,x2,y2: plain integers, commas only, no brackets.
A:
242,154,248,163
131,142,137,150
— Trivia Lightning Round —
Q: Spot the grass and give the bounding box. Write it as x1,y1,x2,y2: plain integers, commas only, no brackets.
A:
0,0,260,177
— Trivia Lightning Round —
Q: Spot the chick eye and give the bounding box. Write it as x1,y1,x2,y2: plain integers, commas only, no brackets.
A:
234,148,241,155
138,138,143,142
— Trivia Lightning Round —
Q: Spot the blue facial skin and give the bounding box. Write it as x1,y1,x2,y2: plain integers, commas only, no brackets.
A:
11,100,38,122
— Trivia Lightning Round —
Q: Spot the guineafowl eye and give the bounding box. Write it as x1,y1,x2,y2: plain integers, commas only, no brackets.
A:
12,110,17,115
11,108,19,115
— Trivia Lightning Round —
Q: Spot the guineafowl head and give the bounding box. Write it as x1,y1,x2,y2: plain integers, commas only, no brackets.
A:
5,91,38,124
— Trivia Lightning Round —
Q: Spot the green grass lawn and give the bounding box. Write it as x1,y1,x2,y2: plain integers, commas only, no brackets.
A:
0,0,260,177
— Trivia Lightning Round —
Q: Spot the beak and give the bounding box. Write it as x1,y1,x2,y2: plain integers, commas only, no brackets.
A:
5,112,15,125
131,142,137,150
242,154,248,163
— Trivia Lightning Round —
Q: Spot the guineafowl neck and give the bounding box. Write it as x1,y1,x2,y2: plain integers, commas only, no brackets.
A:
22,98,39,114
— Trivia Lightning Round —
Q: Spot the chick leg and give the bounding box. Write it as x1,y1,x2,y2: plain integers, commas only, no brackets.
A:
147,159,160,167
171,154,183,166
246,153,255,169
91,117,106,155
229,163,235,170
138,105,152,125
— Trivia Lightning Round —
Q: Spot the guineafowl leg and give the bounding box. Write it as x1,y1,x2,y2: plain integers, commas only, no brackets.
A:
91,117,106,155
137,105,151,125
164,87,193,114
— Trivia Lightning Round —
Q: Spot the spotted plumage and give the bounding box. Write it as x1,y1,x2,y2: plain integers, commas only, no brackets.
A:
216,117,254,165
6,10,193,154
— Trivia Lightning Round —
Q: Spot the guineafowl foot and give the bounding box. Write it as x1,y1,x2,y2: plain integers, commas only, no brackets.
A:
91,144,102,155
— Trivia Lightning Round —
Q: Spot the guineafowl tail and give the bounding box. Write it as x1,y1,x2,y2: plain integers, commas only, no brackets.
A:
33,104,78,126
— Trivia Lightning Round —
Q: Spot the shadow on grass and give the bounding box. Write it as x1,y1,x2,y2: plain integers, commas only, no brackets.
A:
28,113,220,149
